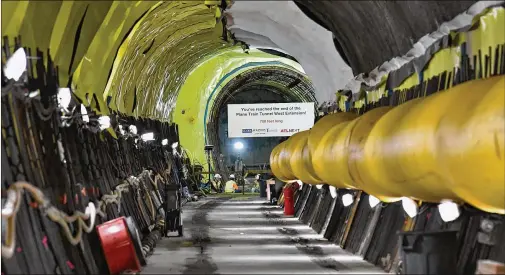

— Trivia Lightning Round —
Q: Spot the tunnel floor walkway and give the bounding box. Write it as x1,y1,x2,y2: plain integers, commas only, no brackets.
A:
141,196,383,274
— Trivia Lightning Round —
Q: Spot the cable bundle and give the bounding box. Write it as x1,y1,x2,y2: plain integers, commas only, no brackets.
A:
1,38,180,274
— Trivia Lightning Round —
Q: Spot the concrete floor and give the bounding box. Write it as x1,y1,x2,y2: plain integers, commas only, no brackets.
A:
141,196,384,274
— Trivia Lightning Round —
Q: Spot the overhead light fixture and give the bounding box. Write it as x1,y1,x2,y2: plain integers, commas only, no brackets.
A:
28,90,40,98
141,132,154,141
118,125,126,135
233,141,244,150
161,139,168,146
438,200,460,222
329,186,337,199
80,104,90,123
369,195,381,208
57,88,72,109
98,116,111,130
128,125,138,135
316,184,323,189
342,193,354,207
4,48,27,81
401,197,418,218
171,142,179,149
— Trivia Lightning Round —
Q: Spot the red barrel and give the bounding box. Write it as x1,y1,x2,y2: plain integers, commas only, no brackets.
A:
96,217,141,274
283,183,298,216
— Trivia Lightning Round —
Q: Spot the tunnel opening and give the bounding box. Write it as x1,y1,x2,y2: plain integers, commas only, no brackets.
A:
216,89,291,169
205,66,317,179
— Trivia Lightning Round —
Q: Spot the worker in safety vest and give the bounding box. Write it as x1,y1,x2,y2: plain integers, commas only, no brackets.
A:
224,174,240,193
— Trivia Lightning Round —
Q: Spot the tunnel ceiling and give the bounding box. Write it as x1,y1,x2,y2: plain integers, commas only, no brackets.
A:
208,65,317,119
225,0,483,98
1,0,491,121
1,1,317,122
292,1,477,74
103,2,234,120
224,1,353,104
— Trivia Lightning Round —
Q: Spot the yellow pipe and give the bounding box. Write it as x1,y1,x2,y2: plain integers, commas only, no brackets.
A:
311,113,357,187
270,145,287,182
365,87,466,202
271,142,293,182
270,76,504,214
289,131,321,184
307,112,358,153
355,105,415,202
277,137,296,181
357,76,504,209
346,107,393,192
437,76,504,214
313,121,356,188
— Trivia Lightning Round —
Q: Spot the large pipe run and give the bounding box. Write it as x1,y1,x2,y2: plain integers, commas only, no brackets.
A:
270,76,504,214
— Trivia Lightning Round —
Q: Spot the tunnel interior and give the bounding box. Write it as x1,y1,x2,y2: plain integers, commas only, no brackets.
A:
1,1,505,274
205,65,316,174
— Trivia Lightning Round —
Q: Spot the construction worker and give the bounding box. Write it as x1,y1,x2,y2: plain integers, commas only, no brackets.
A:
224,174,240,193
251,174,261,193
213,174,223,193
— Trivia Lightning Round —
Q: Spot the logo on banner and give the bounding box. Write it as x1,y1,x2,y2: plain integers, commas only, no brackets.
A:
280,129,300,133
242,129,253,133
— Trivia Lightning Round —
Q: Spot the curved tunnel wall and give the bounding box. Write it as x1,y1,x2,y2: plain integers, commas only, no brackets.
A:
3,1,503,181
2,2,504,273
0,0,310,118
292,0,477,74
224,0,354,103
1,1,317,169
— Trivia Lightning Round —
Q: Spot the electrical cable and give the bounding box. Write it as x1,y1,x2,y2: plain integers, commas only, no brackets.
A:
2,181,99,257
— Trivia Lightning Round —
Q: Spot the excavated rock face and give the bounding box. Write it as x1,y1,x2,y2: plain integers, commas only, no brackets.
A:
294,1,476,74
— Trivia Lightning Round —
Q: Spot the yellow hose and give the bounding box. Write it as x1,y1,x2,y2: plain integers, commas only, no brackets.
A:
289,131,321,184
348,107,393,195
310,113,356,187
437,76,504,214
270,76,504,214
270,144,286,181
312,121,354,188
277,139,296,181
363,89,461,202
308,112,358,153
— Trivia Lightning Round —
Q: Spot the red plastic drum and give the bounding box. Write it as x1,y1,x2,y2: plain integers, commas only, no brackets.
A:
96,217,141,274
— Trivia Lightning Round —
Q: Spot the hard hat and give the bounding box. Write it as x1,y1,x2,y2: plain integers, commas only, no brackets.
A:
214,174,222,179
229,174,235,179
255,174,260,180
